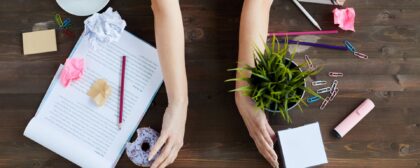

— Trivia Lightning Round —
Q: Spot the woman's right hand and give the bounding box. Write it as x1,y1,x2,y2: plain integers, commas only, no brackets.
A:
235,93,279,168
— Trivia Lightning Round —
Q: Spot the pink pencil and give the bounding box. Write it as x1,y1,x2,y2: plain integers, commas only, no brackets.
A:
268,30,339,36
119,56,126,129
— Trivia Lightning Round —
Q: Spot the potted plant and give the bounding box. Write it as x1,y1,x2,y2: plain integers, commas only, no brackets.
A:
226,37,321,123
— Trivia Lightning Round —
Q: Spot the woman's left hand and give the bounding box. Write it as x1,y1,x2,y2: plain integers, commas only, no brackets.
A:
149,102,188,168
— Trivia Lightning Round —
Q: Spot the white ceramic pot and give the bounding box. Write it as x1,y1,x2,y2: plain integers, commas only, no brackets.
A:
56,0,110,16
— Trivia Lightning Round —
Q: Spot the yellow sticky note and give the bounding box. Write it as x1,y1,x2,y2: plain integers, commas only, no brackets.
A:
22,29,57,55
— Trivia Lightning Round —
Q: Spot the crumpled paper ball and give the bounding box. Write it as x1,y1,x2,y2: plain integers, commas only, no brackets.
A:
60,58,84,87
333,8,356,32
87,79,112,106
83,7,127,49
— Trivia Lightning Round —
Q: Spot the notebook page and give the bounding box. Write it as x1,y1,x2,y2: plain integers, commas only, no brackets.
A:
24,31,163,168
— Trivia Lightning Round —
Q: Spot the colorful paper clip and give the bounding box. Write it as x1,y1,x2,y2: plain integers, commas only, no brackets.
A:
62,29,75,38
320,96,331,110
307,96,321,104
329,72,343,78
330,80,338,93
344,40,356,53
62,18,71,28
54,14,63,27
354,51,368,59
305,55,315,70
344,40,369,59
312,80,327,86
55,14,72,29
330,88,339,101
317,87,331,94
54,14,74,38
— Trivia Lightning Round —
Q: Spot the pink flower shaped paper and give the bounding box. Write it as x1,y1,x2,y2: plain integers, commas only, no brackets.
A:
60,58,84,87
333,8,356,32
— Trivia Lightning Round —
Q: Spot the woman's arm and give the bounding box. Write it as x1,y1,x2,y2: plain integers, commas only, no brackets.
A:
235,0,278,167
148,0,188,168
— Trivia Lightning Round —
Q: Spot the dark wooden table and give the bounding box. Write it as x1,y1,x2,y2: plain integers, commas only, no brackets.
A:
1,0,420,167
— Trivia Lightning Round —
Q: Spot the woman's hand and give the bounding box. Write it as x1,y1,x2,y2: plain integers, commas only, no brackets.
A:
150,0,187,167
149,101,188,168
235,93,279,168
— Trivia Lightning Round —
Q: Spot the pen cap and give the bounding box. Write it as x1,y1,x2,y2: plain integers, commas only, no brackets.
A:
332,99,375,138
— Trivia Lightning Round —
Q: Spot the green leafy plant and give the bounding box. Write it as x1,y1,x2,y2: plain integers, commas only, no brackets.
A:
226,37,321,123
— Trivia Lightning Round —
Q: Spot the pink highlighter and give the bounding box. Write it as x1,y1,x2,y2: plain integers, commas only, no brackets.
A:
332,99,375,138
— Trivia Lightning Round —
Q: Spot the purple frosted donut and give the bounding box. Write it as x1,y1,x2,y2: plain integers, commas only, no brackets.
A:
126,127,160,167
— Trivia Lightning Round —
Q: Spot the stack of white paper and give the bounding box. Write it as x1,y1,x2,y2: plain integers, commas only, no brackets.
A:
277,122,328,168
24,31,163,168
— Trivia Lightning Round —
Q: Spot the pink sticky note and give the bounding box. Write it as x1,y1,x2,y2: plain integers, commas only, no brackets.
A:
333,8,356,32
60,58,84,87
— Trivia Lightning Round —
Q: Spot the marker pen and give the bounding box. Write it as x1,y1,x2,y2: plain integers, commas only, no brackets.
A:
332,99,375,138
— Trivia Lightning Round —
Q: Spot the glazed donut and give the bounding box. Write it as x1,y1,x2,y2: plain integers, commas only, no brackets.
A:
126,127,160,167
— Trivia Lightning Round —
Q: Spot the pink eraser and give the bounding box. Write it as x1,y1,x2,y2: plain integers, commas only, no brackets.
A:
332,99,375,138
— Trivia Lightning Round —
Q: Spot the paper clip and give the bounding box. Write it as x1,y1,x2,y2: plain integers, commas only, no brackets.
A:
354,51,368,59
62,29,76,38
62,18,71,28
304,55,315,70
344,40,356,53
330,88,339,101
307,96,321,104
312,80,327,86
317,87,331,94
329,72,343,78
320,96,330,110
330,80,338,93
54,14,63,27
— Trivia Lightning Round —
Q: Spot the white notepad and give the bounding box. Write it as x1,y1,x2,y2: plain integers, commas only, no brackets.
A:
277,122,328,168
24,31,163,168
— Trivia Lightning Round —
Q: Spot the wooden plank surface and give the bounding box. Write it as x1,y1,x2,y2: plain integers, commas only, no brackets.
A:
0,0,420,167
